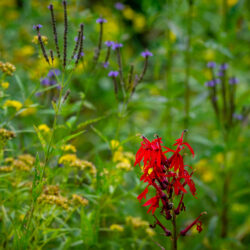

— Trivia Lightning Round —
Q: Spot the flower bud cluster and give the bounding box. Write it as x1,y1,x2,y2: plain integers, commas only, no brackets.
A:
0,61,16,76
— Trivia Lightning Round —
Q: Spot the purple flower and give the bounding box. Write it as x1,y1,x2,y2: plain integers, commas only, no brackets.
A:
35,92,42,97
205,80,215,87
115,2,125,10
207,62,216,68
108,71,119,77
40,78,50,86
33,24,42,30
105,41,114,47
96,18,107,24
47,69,61,78
220,63,228,71
103,62,109,68
141,50,153,58
214,78,221,84
217,70,224,77
112,43,123,50
229,77,239,85
48,4,53,10
74,52,84,59
233,113,243,120
74,36,85,42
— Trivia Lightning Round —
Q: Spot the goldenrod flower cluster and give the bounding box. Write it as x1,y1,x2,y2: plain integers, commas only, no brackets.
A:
44,185,60,196
32,35,48,45
58,153,96,176
3,154,35,172
194,159,214,183
1,82,9,89
0,128,15,144
110,224,124,232
72,194,89,207
0,61,16,76
3,100,23,111
126,216,155,236
38,124,50,133
111,140,134,171
61,144,76,153
38,194,69,210
0,166,13,173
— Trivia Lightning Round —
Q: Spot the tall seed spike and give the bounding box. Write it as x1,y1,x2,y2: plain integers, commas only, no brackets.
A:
63,0,68,68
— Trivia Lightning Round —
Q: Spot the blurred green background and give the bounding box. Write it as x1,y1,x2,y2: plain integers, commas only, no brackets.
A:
0,0,249,249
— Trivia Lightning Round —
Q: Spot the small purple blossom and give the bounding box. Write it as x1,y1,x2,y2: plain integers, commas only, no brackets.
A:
205,80,215,87
112,43,123,50
220,63,228,71
48,4,53,10
233,113,243,120
103,62,109,68
74,52,84,59
229,77,239,85
33,24,42,30
115,2,125,10
141,50,153,58
47,69,61,78
96,18,107,24
74,36,85,42
207,62,216,68
217,70,224,77
35,92,42,97
40,78,50,86
108,71,119,77
214,78,221,84
105,41,114,47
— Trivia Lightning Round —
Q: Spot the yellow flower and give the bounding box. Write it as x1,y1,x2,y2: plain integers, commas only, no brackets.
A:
0,61,16,76
38,124,50,133
32,35,48,45
215,153,224,164
116,162,132,171
133,14,146,32
169,30,177,42
227,0,238,7
110,140,120,150
4,100,22,111
146,228,156,237
126,216,149,228
123,7,135,20
1,82,9,89
204,49,215,61
201,170,214,183
19,45,35,56
72,194,89,206
61,144,77,153
110,224,124,232
58,154,77,165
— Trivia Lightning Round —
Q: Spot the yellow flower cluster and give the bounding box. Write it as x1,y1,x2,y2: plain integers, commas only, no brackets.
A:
3,100,23,111
126,216,155,236
72,194,89,207
58,154,96,176
44,185,60,196
110,224,124,232
61,144,77,153
0,128,15,144
126,216,149,228
38,124,50,133
38,194,69,210
1,82,9,89
111,140,134,171
32,35,48,45
194,159,214,183
3,154,35,171
0,61,16,76
122,7,146,32
0,166,13,173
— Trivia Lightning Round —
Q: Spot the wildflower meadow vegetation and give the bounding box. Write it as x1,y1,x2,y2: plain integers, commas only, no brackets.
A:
0,0,249,249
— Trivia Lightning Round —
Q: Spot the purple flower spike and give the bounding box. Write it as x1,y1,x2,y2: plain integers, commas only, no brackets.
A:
233,113,243,120
112,43,123,50
220,63,228,71
103,62,109,68
214,78,221,84
105,41,114,47
205,80,215,87
40,78,50,86
207,62,216,68
96,18,107,24
229,77,239,85
141,50,153,58
48,4,53,10
108,71,119,77
47,69,61,78
33,24,42,30
74,52,84,59
115,2,125,10
74,36,85,42
217,70,224,77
